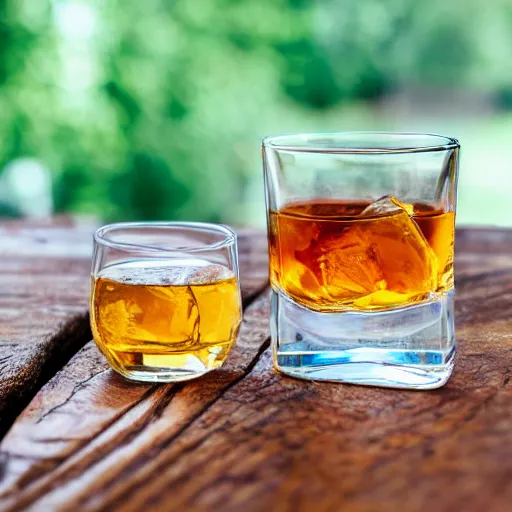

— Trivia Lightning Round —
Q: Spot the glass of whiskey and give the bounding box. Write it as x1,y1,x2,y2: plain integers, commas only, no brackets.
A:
90,222,242,382
262,133,459,389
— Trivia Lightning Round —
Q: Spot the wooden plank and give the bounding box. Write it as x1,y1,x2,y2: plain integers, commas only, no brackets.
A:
0,292,271,511
1,228,512,511
0,221,94,439
0,223,268,440
233,227,269,303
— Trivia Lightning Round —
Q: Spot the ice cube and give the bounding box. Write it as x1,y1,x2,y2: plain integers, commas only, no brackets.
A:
361,196,414,217
145,285,200,345
99,282,200,346
188,264,233,285
363,207,438,303
295,196,438,309
296,224,388,302
101,259,231,286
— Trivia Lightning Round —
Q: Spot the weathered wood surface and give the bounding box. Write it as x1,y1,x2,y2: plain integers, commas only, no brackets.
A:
1,227,512,512
0,221,95,438
0,222,268,440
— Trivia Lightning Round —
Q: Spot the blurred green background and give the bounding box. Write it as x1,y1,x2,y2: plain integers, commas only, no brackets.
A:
0,0,511,226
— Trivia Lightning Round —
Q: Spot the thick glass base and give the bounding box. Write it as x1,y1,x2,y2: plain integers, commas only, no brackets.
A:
104,345,230,383
114,366,209,383
272,290,455,390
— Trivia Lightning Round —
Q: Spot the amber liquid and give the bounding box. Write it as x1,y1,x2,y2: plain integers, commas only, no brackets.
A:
90,260,242,377
269,199,454,312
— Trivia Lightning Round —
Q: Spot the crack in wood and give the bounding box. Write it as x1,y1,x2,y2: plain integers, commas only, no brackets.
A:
70,331,273,508
0,287,271,511
0,313,92,440
5,226,512,511
35,368,111,425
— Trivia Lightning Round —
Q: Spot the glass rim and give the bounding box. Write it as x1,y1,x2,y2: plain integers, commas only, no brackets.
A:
262,131,460,154
93,221,237,254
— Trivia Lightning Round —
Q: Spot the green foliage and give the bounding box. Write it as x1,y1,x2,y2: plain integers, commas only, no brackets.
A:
0,0,511,221
275,38,341,108
108,153,191,221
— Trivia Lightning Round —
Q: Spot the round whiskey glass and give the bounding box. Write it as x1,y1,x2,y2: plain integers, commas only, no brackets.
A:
90,222,242,382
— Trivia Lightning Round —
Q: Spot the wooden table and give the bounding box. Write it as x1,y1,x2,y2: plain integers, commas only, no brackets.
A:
0,221,512,512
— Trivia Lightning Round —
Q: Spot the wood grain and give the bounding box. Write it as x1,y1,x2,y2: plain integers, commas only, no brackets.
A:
1,227,512,512
0,223,268,440
0,292,271,511
233,227,269,304
0,221,95,438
